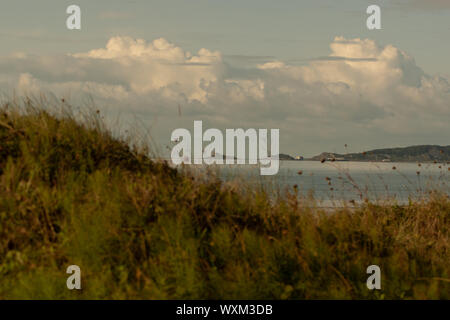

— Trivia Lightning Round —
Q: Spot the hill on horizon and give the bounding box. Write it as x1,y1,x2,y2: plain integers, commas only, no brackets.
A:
309,145,450,162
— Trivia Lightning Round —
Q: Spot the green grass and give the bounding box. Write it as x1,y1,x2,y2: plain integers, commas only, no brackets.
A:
0,99,449,299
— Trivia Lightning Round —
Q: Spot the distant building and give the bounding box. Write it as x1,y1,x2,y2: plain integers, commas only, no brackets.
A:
295,156,304,160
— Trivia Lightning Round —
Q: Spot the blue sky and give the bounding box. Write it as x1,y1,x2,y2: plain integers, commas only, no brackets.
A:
0,0,449,156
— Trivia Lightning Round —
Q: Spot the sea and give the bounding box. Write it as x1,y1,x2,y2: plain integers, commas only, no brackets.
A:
180,161,450,206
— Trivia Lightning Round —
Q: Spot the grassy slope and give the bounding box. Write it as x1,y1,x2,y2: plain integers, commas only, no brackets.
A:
0,102,449,299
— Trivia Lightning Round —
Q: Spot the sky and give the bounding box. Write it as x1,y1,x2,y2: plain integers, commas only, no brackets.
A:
0,0,449,156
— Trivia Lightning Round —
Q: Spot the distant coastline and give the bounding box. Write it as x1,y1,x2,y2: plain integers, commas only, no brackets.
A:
283,145,450,163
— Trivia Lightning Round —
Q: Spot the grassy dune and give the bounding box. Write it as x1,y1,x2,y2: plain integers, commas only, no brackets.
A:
0,100,449,299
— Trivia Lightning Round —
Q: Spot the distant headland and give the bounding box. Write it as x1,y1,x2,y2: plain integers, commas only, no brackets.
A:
285,145,450,162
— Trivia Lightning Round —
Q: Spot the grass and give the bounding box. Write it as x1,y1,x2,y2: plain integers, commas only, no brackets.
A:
0,98,449,299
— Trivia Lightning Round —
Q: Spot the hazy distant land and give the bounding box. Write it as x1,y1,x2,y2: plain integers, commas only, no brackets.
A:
283,145,450,162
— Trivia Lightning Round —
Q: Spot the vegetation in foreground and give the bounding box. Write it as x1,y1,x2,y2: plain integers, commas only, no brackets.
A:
0,100,449,299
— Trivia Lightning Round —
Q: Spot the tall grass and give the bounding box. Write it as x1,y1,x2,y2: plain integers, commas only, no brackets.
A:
0,99,449,299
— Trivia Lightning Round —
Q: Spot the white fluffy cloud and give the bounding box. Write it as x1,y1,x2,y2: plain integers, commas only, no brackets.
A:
0,36,449,155
72,37,223,103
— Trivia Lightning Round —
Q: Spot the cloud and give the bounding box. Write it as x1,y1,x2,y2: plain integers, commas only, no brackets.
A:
1,36,449,156
225,55,276,64
70,36,223,103
299,56,378,63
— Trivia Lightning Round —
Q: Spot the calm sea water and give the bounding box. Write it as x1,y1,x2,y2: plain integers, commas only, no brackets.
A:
185,161,449,205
